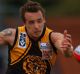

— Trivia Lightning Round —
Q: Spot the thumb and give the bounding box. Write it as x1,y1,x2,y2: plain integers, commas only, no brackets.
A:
64,30,67,38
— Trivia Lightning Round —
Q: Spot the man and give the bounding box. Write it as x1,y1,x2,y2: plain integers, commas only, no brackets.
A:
0,1,73,74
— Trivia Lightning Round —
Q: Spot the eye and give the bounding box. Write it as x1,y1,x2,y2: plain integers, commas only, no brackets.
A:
28,20,35,25
37,18,42,23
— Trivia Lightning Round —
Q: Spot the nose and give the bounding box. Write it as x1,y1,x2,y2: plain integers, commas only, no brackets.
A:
34,22,39,30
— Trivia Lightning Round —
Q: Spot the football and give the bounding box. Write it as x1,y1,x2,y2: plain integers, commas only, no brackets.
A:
73,45,80,61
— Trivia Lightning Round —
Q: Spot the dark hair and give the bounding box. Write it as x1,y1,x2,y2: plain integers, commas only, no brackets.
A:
20,0,45,23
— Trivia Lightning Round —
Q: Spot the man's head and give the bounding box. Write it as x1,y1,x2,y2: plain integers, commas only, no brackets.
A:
20,1,46,39
20,1,45,23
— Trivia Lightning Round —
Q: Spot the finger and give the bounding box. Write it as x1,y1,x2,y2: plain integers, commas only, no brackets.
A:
62,37,72,45
64,30,67,38
65,37,72,43
62,43,71,47
66,34,71,38
61,42,72,49
61,45,71,48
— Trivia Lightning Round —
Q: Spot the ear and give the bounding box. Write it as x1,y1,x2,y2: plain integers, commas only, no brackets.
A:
43,17,46,23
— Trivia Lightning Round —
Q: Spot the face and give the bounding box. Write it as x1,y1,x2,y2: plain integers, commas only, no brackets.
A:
24,10,46,39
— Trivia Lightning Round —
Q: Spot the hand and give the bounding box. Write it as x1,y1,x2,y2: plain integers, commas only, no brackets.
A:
61,30,73,57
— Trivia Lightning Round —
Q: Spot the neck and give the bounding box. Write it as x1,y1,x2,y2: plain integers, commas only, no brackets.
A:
27,32,41,41
30,36,39,41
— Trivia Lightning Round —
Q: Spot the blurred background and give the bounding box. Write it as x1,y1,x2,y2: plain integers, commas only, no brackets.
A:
0,0,80,74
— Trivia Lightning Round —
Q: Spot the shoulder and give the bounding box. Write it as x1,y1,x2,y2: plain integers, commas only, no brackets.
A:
51,32,64,37
0,28,16,37
1,28,16,35
0,28,17,45
50,32,64,43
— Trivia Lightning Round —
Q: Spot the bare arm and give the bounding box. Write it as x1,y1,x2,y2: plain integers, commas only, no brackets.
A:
0,28,16,45
51,31,73,56
51,32,64,51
